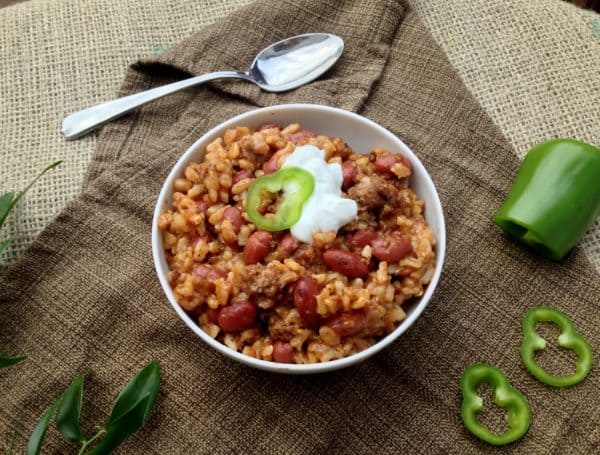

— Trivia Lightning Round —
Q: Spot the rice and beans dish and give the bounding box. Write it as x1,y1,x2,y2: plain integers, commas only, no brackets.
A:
158,123,436,364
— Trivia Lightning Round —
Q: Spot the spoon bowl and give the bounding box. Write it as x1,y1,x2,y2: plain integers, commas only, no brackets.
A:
61,33,344,139
250,33,343,92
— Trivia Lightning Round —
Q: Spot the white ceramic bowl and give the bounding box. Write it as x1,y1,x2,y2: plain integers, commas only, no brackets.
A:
152,104,446,374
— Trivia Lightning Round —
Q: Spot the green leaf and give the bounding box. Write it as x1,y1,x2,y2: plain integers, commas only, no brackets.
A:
26,399,59,455
0,192,15,231
0,161,62,229
107,360,160,425
83,361,160,455
0,238,10,255
56,374,85,441
0,353,27,368
26,362,159,455
83,396,151,455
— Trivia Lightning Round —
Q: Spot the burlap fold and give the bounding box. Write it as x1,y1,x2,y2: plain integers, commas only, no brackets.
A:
1,0,598,453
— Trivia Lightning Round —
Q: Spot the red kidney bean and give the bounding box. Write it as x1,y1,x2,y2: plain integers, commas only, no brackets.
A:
342,160,358,189
327,311,365,337
371,237,412,262
374,154,398,175
287,129,316,144
322,249,369,278
400,155,412,172
243,231,273,264
232,169,253,185
262,155,280,175
272,340,295,363
205,307,219,324
196,200,211,213
217,300,257,333
187,230,198,244
191,232,212,248
192,264,226,282
258,122,281,131
348,229,377,251
294,276,319,327
223,206,243,234
281,233,299,256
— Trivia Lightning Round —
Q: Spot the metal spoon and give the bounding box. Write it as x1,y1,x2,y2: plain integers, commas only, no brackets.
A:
61,33,344,140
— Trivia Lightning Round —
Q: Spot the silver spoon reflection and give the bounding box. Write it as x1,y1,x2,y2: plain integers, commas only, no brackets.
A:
61,33,344,140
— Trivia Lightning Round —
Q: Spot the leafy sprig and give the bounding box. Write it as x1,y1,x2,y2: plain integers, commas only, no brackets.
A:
0,160,62,369
1,163,161,454
0,352,27,368
27,360,160,455
0,160,62,255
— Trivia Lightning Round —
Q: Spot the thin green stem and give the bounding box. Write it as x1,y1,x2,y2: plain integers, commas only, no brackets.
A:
6,428,16,455
77,428,106,455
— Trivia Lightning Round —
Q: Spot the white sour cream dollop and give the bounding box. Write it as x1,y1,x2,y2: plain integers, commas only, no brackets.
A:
282,144,358,243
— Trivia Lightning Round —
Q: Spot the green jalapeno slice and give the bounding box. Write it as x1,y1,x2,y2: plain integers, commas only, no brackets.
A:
245,166,314,231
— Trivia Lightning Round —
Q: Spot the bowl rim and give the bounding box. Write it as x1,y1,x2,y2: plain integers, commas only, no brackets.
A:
152,103,446,374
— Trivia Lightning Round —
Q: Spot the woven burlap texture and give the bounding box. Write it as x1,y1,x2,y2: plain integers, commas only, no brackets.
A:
0,0,250,268
409,0,600,275
1,0,600,270
0,0,600,270
2,0,600,453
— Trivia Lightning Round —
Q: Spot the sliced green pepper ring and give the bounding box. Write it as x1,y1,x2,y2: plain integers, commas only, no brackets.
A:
460,363,530,446
245,166,314,231
520,306,593,387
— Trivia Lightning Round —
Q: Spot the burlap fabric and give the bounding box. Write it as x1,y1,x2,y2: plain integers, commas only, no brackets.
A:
1,0,599,453
1,0,600,272
410,0,600,270
0,0,251,267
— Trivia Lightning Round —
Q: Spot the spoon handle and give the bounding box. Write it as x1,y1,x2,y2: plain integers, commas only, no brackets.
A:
61,70,251,140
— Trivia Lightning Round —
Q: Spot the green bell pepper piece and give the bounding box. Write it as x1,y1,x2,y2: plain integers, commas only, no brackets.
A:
493,139,600,260
246,166,314,231
520,306,592,387
460,363,531,446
